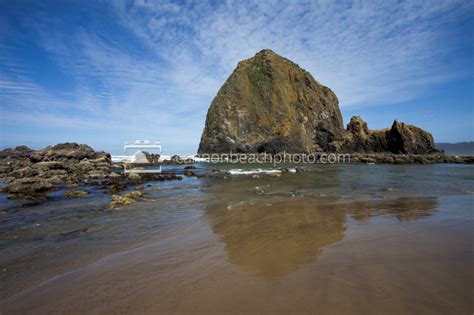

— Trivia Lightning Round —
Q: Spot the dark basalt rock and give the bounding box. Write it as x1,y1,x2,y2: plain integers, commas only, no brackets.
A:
4,177,61,194
256,136,304,154
142,152,161,164
0,146,33,175
0,146,34,159
33,143,111,162
387,120,438,154
0,143,114,199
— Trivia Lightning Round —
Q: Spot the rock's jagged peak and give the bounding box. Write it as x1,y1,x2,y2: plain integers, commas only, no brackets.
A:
239,49,291,63
256,48,277,56
252,49,288,60
347,115,369,134
236,49,306,74
245,49,279,60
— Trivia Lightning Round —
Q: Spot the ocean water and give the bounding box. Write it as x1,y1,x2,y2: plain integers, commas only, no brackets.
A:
0,164,473,314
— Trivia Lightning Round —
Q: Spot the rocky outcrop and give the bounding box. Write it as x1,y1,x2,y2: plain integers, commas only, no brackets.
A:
348,153,473,164
198,49,344,154
387,120,437,154
198,49,441,155
0,145,34,159
6,177,61,195
338,116,438,154
106,191,143,209
106,194,136,209
30,143,110,162
0,143,192,200
335,115,388,153
162,155,195,164
0,146,34,175
0,143,113,199
143,152,161,164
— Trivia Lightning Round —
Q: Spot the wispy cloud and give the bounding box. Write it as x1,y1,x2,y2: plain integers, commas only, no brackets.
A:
116,0,474,106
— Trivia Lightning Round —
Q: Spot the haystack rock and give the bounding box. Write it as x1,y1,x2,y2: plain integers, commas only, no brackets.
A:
198,49,439,155
198,49,344,154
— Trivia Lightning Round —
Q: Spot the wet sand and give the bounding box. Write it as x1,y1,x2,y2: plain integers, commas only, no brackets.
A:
0,164,473,314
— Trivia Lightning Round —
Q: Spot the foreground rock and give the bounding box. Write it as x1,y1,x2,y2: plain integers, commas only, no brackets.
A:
64,190,90,197
198,49,441,155
4,177,62,200
106,195,136,209
0,143,113,199
0,143,191,199
106,191,143,209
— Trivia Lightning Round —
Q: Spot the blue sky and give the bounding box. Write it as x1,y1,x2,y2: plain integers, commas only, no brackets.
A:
0,0,473,154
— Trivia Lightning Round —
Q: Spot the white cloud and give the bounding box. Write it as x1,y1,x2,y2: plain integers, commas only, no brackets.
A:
111,0,473,108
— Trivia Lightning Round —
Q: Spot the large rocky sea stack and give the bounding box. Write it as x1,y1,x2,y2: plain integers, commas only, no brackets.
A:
199,49,344,153
198,49,438,155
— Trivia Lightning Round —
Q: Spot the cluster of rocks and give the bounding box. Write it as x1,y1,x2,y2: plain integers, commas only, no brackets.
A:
333,116,438,154
198,49,468,161
0,143,201,200
132,151,160,164
0,143,113,199
162,155,195,165
350,153,474,164
195,151,472,164
131,152,195,165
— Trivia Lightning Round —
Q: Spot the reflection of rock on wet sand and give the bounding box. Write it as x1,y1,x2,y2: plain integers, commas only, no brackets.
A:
205,198,347,279
348,197,438,222
205,196,438,280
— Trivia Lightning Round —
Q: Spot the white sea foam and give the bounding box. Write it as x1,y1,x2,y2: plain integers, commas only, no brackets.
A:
227,200,254,210
228,169,282,175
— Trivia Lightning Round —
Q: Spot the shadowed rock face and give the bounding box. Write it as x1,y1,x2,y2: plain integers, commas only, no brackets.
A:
198,49,439,155
387,120,437,154
198,49,344,154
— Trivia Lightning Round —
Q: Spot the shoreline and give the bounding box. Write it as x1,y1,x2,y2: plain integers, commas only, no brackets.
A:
0,143,473,201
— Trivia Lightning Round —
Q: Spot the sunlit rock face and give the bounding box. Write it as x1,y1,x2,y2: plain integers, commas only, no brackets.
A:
198,49,344,154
